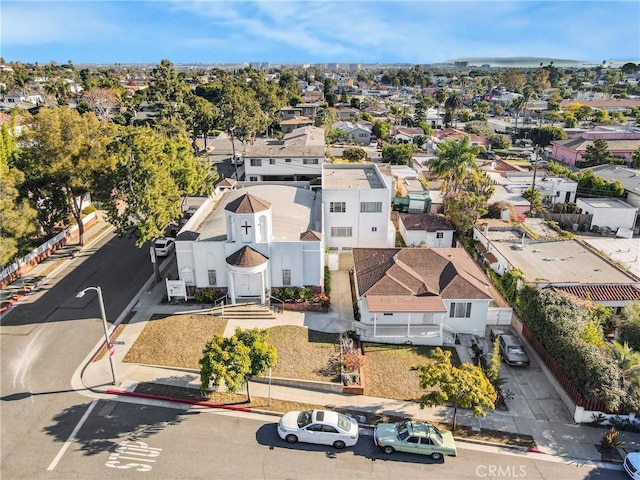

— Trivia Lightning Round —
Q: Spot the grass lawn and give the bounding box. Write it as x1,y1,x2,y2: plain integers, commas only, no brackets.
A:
363,343,461,401
123,314,227,369
266,325,340,383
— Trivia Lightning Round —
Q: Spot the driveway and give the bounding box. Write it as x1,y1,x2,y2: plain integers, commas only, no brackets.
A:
460,330,573,425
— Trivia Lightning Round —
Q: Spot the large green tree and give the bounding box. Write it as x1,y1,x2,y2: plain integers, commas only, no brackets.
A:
200,328,277,401
0,128,38,265
19,107,116,245
102,126,215,246
530,125,567,148
381,143,416,165
416,348,496,431
218,80,268,174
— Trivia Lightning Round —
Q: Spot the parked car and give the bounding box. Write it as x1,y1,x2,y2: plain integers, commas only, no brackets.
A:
489,328,509,343
498,334,530,366
277,409,359,449
625,452,640,480
373,420,457,461
477,151,497,160
153,237,175,257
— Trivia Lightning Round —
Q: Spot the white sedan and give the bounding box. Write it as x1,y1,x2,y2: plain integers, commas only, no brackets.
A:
625,452,640,480
277,409,359,449
154,237,175,257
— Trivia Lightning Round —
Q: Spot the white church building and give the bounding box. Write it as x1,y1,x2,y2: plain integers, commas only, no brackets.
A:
174,184,323,303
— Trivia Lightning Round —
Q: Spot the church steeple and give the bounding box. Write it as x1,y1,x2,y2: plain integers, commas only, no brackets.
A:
224,193,272,244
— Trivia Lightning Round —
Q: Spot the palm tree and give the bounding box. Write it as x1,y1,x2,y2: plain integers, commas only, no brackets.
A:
430,136,481,210
510,96,526,134
435,89,447,123
444,92,463,127
609,341,640,391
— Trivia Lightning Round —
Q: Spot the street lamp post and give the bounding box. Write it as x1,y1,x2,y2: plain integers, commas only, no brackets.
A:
76,286,117,385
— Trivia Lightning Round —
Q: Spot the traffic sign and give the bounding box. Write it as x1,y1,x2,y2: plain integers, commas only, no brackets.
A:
108,344,116,357
111,340,125,345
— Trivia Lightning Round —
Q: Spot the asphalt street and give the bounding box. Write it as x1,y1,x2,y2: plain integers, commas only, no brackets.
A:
0,230,154,479
23,399,629,480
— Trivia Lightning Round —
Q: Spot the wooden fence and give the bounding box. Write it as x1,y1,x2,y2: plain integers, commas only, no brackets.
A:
541,212,592,229
522,325,608,412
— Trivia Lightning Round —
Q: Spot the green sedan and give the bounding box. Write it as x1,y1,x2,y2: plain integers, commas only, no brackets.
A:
373,420,457,461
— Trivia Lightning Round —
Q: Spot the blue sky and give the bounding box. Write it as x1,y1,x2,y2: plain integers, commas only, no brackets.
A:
1,1,639,65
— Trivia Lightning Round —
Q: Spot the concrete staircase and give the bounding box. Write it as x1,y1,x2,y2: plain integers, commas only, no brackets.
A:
207,302,277,320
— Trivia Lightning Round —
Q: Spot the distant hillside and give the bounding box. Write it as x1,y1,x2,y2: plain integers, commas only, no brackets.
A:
448,57,590,68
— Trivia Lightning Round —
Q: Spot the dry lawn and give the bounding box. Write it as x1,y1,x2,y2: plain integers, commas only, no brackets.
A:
124,314,227,369
363,343,460,401
266,325,340,382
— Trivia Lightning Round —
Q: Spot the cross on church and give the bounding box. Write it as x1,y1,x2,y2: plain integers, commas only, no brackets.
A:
241,220,251,235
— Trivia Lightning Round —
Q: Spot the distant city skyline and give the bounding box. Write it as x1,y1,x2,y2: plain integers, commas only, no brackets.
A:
1,1,639,66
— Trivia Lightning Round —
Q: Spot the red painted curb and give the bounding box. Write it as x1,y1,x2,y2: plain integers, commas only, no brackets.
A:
528,446,541,453
106,388,252,412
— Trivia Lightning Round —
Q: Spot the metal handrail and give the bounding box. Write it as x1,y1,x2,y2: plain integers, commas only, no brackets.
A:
267,295,284,313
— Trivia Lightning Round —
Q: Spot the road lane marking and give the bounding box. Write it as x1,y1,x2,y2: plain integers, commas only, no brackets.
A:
47,399,97,471
106,440,162,472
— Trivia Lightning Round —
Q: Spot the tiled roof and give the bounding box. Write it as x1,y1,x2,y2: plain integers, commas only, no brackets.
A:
551,284,640,302
554,137,640,152
300,230,321,241
226,246,269,267
224,193,271,214
217,178,237,188
366,295,447,313
399,213,453,232
484,253,499,264
353,248,492,302
493,159,525,172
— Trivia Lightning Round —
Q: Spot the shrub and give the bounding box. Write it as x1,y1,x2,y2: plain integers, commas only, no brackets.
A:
324,266,331,294
518,286,627,412
342,351,364,372
619,302,640,352
81,205,97,216
194,288,219,304
600,426,625,450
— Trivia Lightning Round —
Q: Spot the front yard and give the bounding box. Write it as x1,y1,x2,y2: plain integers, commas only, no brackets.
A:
123,317,452,400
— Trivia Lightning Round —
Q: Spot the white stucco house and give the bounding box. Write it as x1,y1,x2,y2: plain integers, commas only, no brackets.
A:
174,184,323,303
242,126,325,182
351,247,495,345
576,198,639,231
322,164,395,256
398,213,455,248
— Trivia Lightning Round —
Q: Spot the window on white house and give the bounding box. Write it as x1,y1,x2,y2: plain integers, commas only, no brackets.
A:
449,302,472,318
269,158,275,165
303,158,318,164
371,226,377,232
360,202,382,213
331,227,352,237
285,158,292,163
250,159,262,167
330,202,346,213
436,232,444,239
282,269,291,286
207,270,217,286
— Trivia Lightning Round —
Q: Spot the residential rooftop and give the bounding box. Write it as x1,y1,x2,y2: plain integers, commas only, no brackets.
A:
489,238,637,285
193,185,322,242
322,164,387,190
